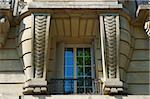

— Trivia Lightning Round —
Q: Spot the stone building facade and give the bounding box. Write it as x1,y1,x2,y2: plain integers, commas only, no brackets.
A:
0,0,150,99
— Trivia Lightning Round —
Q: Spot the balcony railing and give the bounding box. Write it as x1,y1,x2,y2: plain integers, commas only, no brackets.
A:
49,78,102,95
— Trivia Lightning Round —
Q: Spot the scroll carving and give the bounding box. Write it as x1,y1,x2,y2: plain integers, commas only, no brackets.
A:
100,15,123,94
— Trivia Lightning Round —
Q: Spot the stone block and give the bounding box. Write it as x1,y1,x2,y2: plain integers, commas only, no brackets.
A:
0,49,19,59
126,73,149,84
128,84,150,95
19,16,32,33
8,27,17,38
119,54,128,69
120,40,130,57
0,60,22,71
133,27,147,39
132,50,149,60
135,39,149,50
120,29,131,44
19,39,32,56
119,68,126,82
47,61,55,72
4,39,16,48
120,16,130,31
0,72,25,83
128,61,150,72
22,53,32,68
18,28,32,44
0,94,19,99
0,84,23,95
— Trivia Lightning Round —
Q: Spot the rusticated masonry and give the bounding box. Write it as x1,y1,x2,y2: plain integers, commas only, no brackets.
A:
19,14,51,94
99,14,123,95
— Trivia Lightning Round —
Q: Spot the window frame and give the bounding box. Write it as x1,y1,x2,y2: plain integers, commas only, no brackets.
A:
64,44,95,94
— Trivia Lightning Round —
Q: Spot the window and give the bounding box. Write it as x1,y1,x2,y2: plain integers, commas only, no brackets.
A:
64,45,95,94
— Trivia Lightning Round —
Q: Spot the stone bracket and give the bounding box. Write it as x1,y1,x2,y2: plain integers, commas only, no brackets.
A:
21,13,51,94
99,14,123,94
103,79,123,94
23,79,47,94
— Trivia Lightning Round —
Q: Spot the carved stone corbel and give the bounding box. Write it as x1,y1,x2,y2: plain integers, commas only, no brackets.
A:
0,16,10,48
18,14,51,94
99,14,123,94
144,20,150,37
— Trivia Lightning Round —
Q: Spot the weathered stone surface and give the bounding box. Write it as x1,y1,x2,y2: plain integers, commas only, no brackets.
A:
0,0,150,96
0,49,19,59
0,94,19,99
132,50,149,60
128,85,150,95
0,72,25,83
128,61,150,72
20,95,150,99
29,1,122,9
0,84,23,95
120,29,131,44
120,41,130,57
127,73,149,84
135,39,149,49
120,16,130,31
0,60,22,71
134,27,147,39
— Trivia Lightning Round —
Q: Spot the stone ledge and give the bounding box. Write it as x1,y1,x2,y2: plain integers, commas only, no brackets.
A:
29,2,122,9
21,95,150,99
1,95,150,99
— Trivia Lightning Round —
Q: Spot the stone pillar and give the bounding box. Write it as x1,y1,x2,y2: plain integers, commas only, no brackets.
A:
99,14,123,94
18,13,51,94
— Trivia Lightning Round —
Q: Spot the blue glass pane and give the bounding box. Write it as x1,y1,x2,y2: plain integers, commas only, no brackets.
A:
65,48,73,57
65,57,74,65
65,67,74,77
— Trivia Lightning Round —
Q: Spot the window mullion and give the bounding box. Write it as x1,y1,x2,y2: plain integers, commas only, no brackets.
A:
74,47,77,94
83,48,86,93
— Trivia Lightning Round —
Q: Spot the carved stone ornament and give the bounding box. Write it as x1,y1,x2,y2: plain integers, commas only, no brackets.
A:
144,20,150,37
0,16,10,48
99,14,123,94
18,14,51,94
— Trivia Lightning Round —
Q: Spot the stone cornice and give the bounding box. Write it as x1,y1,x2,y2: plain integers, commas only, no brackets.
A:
28,1,123,9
